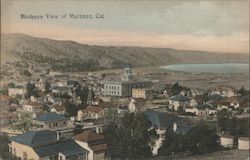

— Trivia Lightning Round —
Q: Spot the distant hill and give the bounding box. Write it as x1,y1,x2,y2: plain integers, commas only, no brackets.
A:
1,33,248,72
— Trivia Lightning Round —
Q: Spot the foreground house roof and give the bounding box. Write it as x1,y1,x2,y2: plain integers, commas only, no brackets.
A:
74,131,107,153
34,139,87,158
74,131,104,143
10,130,57,147
144,111,182,129
34,112,67,122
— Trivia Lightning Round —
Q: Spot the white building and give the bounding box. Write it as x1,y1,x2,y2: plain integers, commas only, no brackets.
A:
169,95,190,111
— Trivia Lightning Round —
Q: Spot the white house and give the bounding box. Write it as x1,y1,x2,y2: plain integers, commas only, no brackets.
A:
23,101,43,113
77,106,105,121
211,86,236,97
169,95,190,111
8,87,26,97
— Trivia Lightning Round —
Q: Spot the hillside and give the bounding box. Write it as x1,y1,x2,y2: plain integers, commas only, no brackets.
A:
1,33,248,72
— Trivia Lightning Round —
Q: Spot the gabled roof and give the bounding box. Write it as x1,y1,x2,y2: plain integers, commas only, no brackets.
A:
74,131,104,143
196,104,215,110
34,139,87,158
209,94,224,101
10,130,57,147
144,111,183,129
170,95,190,101
74,131,107,153
34,112,67,122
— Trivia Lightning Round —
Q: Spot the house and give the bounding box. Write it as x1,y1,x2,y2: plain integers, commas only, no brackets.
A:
196,104,216,118
185,106,198,115
210,86,236,97
74,131,107,160
0,95,11,106
221,96,240,109
169,95,190,111
48,96,63,106
52,86,72,96
128,98,148,113
144,111,191,155
0,112,18,126
8,86,26,97
117,105,129,115
77,106,105,121
9,130,88,160
51,105,66,115
208,94,224,104
23,101,43,113
132,88,152,99
77,101,116,121
192,95,206,105
33,112,68,130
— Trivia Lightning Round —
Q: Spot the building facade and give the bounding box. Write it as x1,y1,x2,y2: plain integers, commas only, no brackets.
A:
103,65,151,97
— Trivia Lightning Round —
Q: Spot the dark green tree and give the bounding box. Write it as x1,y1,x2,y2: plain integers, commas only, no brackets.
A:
44,81,51,94
237,86,248,96
25,82,39,99
216,109,231,131
104,113,158,160
159,128,186,156
171,83,189,96
65,101,79,117
186,121,220,154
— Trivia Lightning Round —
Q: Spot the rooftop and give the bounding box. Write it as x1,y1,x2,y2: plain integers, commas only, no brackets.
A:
74,131,107,153
34,139,87,157
74,131,104,143
170,95,190,101
10,130,57,147
144,111,183,129
34,112,67,122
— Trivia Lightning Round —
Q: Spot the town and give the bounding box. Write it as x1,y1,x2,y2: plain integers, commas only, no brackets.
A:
0,64,249,160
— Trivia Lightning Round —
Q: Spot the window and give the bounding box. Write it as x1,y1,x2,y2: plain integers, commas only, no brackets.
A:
23,152,28,160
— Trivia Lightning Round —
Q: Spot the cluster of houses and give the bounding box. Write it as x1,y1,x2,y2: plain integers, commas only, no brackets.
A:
0,65,249,159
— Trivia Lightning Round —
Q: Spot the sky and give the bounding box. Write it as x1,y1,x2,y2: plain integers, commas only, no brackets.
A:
1,0,249,54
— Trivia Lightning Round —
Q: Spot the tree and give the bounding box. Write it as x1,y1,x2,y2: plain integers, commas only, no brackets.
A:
216,109,231,131
177,106,185,115
65,101,79,117
237,86,248,96
171,83,189,96
185,121,220,154
216,110,250,137
12,112,34,133
103,108,119,125
44,81,51,94
25,82,39,99
104,113,158,159
159,128,186,156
